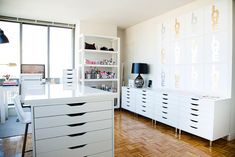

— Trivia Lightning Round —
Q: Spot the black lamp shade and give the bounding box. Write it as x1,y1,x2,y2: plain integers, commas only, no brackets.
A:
131,63,149,74
0,29,9,44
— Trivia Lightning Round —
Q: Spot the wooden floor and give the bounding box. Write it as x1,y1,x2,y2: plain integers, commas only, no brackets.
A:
1,110,235,157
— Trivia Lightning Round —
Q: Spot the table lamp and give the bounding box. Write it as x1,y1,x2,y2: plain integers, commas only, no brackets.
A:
131,63,149,88
0,28,9,44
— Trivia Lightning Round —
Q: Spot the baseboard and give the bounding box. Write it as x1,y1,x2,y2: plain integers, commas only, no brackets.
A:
227,133,235,141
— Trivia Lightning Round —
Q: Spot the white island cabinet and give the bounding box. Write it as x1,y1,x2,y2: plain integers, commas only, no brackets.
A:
22,84,116,157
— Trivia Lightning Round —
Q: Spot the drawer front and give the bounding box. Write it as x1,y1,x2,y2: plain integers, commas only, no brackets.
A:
156,114,177,127
89,151,113,157
34,101,112,118
37,140,112,157
136,104,153,119
36,128,112,153
35,110,112,129
35,119,112,140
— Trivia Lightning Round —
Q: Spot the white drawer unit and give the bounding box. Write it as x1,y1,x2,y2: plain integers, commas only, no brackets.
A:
178,96,230,146
32,99,114,157
121,87,135,112
121,86,231,146
155,92,178,129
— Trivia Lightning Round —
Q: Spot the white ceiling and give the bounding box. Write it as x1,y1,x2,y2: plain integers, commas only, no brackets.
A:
0,0,195,28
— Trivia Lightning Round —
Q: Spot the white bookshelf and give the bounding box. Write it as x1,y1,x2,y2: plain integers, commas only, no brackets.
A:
78,34,120,108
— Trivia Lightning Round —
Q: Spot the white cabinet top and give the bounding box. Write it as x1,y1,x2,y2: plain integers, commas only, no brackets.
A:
22,83,117,106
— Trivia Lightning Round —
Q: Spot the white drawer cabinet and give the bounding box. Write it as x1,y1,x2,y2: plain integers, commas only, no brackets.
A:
32,100,114,157
121,86,231,145
179,96,230,145
122,87,155,119
155,92,178,128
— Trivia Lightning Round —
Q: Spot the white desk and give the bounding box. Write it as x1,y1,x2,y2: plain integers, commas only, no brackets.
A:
0,86,19,123
22,83,116,157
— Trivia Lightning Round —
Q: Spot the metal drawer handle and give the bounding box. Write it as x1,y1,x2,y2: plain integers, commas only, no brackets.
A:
190,119,198,123
67,122,86,127
163,93,168,96
142,101,146,103
127,104,130,107
127,94,130,96
163,98,168,100
142,110,146,112
162,116,167,119
127,101,130,103
127,91,130,93
67,81,73,83
67,102,86,106
191,113,198,116
162,106,168,109
142,105,146,107
69,144,87,149
142,90,146,92
142,94,146,96
68,132,87,137
162,111,167,114
67,77,73,79
67,112,86,117
162,102,168,104
190,126,198,129
191,98,199,101
127,97,130,99
191,103,199,106
191,108,199,111
142,97,146,99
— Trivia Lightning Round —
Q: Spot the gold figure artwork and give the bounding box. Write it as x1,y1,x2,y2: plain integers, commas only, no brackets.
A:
175,72,180,88
161,48,166,64
175,18,180,37
211,5,219,31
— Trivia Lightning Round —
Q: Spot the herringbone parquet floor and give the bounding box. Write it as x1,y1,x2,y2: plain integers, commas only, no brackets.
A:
1,110,235,157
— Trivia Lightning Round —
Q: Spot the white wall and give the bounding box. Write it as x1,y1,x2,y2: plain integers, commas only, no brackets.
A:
124,0,234,140
229,0,235,141
79,20,117,37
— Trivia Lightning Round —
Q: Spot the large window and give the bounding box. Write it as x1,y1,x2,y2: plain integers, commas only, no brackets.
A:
0,20,75,79
50,27,73,78
0,21,20,78
22,24,48,77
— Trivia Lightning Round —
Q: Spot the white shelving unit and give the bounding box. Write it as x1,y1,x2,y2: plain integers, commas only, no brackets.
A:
78,34,120,108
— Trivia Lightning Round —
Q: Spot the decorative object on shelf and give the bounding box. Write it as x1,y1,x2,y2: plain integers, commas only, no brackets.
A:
85,42,96,50
148,80,152,88
131,63,149,88
85,68,116,79
2,74,10,81
100,46,108,51
85,58,116,65
0,28,9,44
108,48,114,51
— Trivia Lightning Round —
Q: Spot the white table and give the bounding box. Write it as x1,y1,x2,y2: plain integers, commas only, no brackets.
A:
0,86,19,123
22,83,116,157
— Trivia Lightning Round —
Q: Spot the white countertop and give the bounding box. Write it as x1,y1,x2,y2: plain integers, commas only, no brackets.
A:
21,83,117,105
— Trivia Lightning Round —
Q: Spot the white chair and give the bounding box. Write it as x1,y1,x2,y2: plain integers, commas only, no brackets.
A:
13,95,31,157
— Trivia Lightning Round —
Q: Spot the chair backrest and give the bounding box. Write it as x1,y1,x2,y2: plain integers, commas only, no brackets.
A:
13,95,27,123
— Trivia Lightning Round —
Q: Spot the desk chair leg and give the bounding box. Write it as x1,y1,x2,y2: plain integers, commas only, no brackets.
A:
22,123,29,157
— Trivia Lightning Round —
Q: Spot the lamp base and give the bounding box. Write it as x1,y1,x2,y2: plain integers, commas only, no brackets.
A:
134,74,144,88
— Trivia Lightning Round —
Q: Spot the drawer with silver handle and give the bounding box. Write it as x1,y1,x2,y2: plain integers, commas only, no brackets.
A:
35,119,112,140
37,140,112,157
34,101,112,118
35,110,112,129
36,128,112,154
